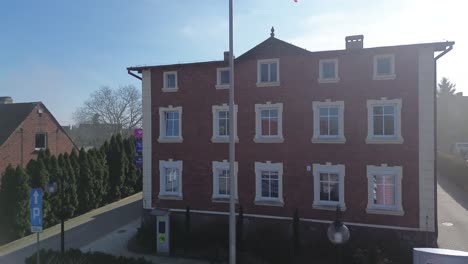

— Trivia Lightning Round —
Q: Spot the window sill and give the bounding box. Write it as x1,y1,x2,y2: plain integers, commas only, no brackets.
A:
365,136,403,144
313,203,347,211
366,208,405,216
254,199,284,207
211,137,239,143
215,84,230,90
318,78,340,83
212,197,239,203
253,137,284,143
158,137,183,143
256,81,280,87
34,148,46,152
311,137,346,144
161,87,179,92
373,74,396,80
158,194,183,200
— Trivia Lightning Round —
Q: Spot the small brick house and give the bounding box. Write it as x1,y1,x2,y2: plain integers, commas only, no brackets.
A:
128,32,454,250
0,97,76,178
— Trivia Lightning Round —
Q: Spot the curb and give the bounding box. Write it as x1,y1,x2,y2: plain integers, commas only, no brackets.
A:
0,192,142,256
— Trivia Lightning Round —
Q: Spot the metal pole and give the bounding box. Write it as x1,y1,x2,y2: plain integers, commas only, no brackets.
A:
36,232,40,264
228,0,236,263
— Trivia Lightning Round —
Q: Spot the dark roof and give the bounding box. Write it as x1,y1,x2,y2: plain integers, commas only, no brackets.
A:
0,102,38,146
236,36,312,61
127,34,455,71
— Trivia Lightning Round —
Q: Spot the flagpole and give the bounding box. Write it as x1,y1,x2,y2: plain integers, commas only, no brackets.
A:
228,0,236,263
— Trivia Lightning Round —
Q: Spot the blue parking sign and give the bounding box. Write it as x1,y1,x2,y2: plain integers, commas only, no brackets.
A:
30,189,43,233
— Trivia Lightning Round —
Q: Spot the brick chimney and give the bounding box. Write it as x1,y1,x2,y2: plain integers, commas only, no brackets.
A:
224,51,230,62
345,35,364,50
0,96,13,104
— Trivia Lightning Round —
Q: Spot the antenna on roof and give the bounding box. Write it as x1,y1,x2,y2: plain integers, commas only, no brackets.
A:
270,27,275,38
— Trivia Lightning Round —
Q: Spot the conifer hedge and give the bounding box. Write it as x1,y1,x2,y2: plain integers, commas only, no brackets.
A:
0,135,142,244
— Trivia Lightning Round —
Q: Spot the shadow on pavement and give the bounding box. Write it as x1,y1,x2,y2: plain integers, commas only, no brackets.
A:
438,174,468,211
1,198,142,264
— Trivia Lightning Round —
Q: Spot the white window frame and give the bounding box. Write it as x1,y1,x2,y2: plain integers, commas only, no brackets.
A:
35,132,48,151
373,54,395,80
318,59,340,83
366,164,404,215
254,102,284,143
211,104,239,143
312,163,346,210
159,159,183,199
366,98,403,144
162,71,178,92
158,106,183,143
254,161,284,206
257,58,280,87
216,67,230,89
212,160,238,201
312,100,346,143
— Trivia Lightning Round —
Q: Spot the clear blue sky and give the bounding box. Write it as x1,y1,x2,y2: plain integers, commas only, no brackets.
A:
0,0,464,125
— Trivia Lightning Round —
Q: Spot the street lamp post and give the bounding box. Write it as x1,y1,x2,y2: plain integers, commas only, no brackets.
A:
327,206,350,264
45,177,65,254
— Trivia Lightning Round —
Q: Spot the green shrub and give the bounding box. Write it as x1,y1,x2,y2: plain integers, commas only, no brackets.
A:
25,249,153,264
437,152,468,186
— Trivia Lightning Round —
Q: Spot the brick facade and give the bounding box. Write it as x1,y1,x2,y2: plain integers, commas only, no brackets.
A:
0,103,76,177
128,35,453,237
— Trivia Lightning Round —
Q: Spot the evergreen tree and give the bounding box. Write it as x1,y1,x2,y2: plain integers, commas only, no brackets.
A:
100,140,110,157
87,149,104,208
77,148,94,214
59,154,79,218
25,158,53,228
123,137,138,196
107,135,127,202
45,156,61,226
0,165,30,241
437,77,457,97
69,149,80,183
96,149,109,203
26,159,49,189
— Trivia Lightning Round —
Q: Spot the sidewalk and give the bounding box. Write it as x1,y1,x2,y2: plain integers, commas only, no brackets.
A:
0,192,142,257
81,219,208,264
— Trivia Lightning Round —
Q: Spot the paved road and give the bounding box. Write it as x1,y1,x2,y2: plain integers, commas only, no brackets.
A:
0,197,141,264
437,175,468,252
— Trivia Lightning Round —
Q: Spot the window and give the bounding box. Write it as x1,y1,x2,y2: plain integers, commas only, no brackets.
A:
158,106,183,143
254,102,284,143
312,101,345,143
212,161,238,200
35,133,47,150
366,98,403,144
257,59,280,87
366,165,404,215
211,104,238,143
159,160,183,199
216,67,230,89
373,54,395,80
255,161,283,206
319,59,339,83
313,163,345,210
162,71,178,92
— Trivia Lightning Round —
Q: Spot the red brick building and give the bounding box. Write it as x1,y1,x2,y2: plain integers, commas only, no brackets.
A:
0,98,76,178
128,33,454,246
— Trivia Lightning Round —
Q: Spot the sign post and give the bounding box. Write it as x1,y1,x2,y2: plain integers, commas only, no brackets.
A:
30,188,43,264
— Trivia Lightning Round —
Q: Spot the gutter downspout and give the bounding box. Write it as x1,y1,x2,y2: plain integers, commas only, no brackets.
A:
433,42,454,243
128,69,142,80
126,67,148,224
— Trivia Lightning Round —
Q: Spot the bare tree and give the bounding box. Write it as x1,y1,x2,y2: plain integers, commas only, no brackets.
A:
73,85,142,131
